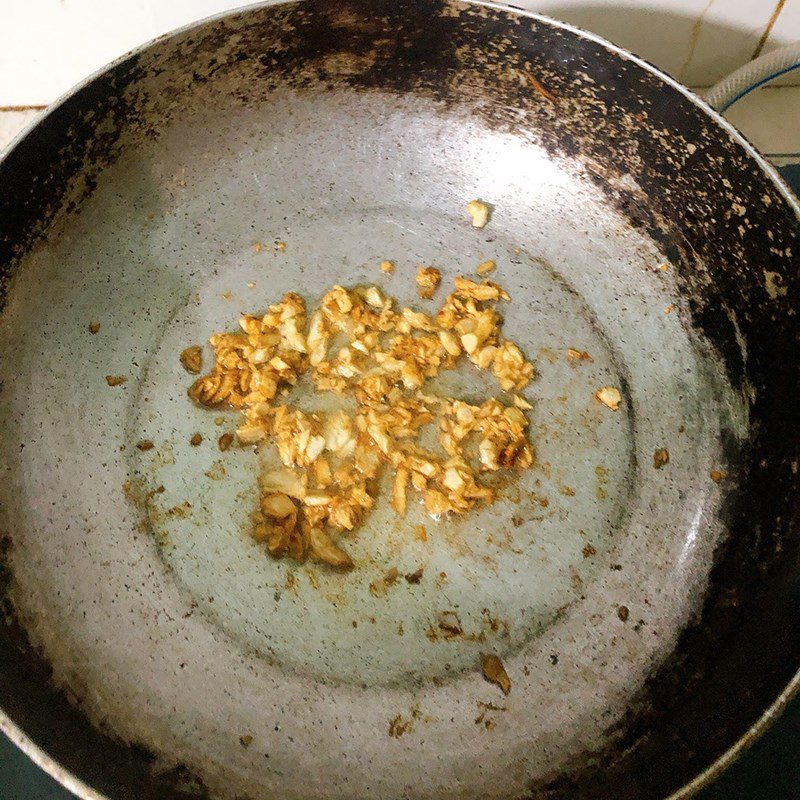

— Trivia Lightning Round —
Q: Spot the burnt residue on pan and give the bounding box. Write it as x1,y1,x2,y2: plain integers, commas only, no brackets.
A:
0,534,211,799
1,2,799,799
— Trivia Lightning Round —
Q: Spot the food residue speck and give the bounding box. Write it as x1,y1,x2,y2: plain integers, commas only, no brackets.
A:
481,653,511,694
218,433,234,451
180,345,203,375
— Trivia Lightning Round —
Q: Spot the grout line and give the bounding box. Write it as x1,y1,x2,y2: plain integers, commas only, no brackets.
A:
0,105,48,112
678,0,715,83
753,0,788,59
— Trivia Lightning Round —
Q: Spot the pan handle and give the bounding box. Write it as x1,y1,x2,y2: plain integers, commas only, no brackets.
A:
706,42,800,112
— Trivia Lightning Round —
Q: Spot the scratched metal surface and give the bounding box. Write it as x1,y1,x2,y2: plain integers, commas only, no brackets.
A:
0,3,799,799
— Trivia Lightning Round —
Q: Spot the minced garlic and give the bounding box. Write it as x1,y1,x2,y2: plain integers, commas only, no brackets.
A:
188,273,535,568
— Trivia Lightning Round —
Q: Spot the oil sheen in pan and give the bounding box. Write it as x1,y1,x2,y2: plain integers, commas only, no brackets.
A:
0,90,748,800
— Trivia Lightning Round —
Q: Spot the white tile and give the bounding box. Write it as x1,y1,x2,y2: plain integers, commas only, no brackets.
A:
678,0,777,86
722,85,800,156
0,0,245,106
759,0,800,85
530,0,704,78
0,0,788,106
515,0,774,86
0,109,42,154
763,0,800,49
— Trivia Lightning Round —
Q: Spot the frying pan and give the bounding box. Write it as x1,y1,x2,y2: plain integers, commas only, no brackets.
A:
1,1,799,798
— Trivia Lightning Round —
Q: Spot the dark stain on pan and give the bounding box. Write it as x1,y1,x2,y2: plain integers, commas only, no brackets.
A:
2,540,208,797
0,591,209,799
534,426,799,799
0,533,13,596
0,54,146,281
1,1,800,798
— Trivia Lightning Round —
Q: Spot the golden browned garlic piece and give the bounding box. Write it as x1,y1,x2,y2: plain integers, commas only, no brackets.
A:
467,199,491,228
416,267,442,299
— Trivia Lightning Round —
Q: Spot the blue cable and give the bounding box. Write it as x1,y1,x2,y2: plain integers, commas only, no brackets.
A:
721,61,800,111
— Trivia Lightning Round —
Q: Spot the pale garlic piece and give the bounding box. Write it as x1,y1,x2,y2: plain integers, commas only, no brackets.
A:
306,310,331,366
472,345,497,370
364,285,385,309
323,410,356,457
273,407,325,467
438,329,461,356
236,420,268,445
308,527,353,569
453,277,508,302
393,467,409,516
492,341,534,391
595,386,622,410
467,199,491,228
261,493,296,518
261,468,307,499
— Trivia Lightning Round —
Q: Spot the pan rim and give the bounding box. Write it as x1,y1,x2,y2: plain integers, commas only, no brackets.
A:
1,1,799,798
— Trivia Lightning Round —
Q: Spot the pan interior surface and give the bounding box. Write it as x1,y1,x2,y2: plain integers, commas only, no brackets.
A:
0,88,744,799
0,3,797,800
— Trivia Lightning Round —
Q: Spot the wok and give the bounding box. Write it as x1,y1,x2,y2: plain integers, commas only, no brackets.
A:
1,1,799,798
